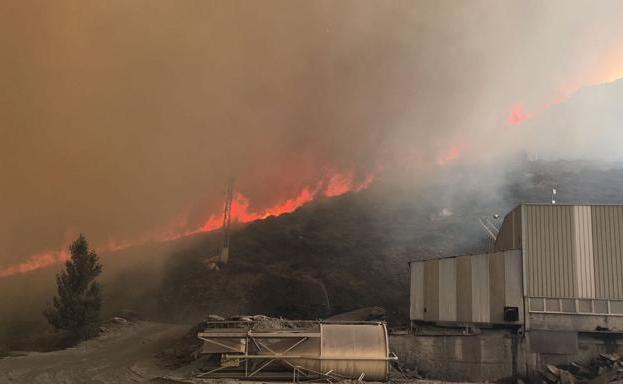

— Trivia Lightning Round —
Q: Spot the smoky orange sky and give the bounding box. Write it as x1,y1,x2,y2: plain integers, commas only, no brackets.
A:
2,0,623,270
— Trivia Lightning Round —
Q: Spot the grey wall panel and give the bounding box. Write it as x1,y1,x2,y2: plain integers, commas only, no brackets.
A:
471,253,490,323
490,252,506,323
495,206,522,251
456,256,472,322
573,206,596,298
504,251,524,321
424,260,439,321
410,262,425,320
438,258,457,321
592,206,623,299
524,205,576,298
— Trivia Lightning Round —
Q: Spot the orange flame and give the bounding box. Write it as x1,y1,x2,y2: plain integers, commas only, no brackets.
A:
436,145,462,166
507,95,570,126
0,171,375,278
507,103,533,125
0,250,69,278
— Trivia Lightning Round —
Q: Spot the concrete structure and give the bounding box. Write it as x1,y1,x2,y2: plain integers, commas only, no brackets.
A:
390,329,520,381
404,204,623,381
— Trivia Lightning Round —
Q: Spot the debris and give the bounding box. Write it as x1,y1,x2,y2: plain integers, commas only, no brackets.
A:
111,316,130,325
325,306,386,321
541,352,623,384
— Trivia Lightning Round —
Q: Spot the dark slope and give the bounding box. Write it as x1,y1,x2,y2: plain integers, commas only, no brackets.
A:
4,159,623,351
154,159,623,325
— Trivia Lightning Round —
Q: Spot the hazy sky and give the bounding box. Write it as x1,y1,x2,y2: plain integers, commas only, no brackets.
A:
2,0,623,267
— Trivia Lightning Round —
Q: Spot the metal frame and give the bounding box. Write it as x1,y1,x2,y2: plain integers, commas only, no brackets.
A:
195,321,395,381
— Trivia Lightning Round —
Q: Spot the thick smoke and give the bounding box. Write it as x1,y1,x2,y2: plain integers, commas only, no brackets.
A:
1,0,623,269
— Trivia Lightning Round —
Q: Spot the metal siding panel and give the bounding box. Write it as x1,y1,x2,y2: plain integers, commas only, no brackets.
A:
573,206,595,298
593,207,601,297
616,207,623,298
536,205,545,296
494,206,522,252
566,206,576,296
612,208,620,298
489,252,506,323
593,206,607,298
521,204,528,297
566,206,577,296
552,205,559,296
610,207,623,298
409,262,425,320
558,206,565,296
526,206,534,296
524,205,577,298
615,207,623,298
553,206,561,296
471,253,490,323
505,250,524,321
456,256,472,322
608,207,615,297
531,205,543,296
591,206,623,299
526,205,535,296
423,260,439,321
438,258,457,321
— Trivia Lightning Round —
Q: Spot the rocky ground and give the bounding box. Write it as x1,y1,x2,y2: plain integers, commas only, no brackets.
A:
0,320,189,384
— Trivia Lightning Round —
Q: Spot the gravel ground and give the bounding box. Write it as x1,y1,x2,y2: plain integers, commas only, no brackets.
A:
0,321,189,384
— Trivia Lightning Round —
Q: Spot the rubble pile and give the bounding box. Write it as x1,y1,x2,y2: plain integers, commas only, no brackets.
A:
542,353,623,384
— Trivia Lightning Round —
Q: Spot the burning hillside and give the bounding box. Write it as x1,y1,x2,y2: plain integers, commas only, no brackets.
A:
0,170,374,278
3,1,623,287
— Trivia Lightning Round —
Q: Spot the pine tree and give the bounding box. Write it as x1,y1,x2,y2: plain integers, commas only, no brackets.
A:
44,234,103,341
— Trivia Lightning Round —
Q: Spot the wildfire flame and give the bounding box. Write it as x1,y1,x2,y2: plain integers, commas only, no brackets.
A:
436,145,462,166
507,94,571,126
507,103,533,125
0,171,375,278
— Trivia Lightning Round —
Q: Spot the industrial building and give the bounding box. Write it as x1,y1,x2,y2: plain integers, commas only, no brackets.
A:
400,204,623,381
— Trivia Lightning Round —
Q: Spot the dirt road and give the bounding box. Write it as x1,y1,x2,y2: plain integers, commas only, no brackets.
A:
0,321,189,384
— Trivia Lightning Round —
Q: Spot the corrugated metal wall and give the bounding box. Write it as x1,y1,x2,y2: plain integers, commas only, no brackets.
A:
501,204,623,300
574,206,595,298
438,258,457,321
410,204,623,324
471,254,490,322
592,206,623,299
523,205,577,298
409,251,522,324
423,260,439,321
495,206,522,251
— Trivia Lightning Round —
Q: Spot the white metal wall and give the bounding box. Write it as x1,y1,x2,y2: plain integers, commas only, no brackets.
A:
409,251,522,324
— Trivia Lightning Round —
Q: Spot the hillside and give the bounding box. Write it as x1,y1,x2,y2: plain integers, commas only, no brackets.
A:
3,159,623,351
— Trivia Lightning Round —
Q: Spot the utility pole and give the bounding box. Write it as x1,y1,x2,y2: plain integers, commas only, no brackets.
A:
218,178,234,264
